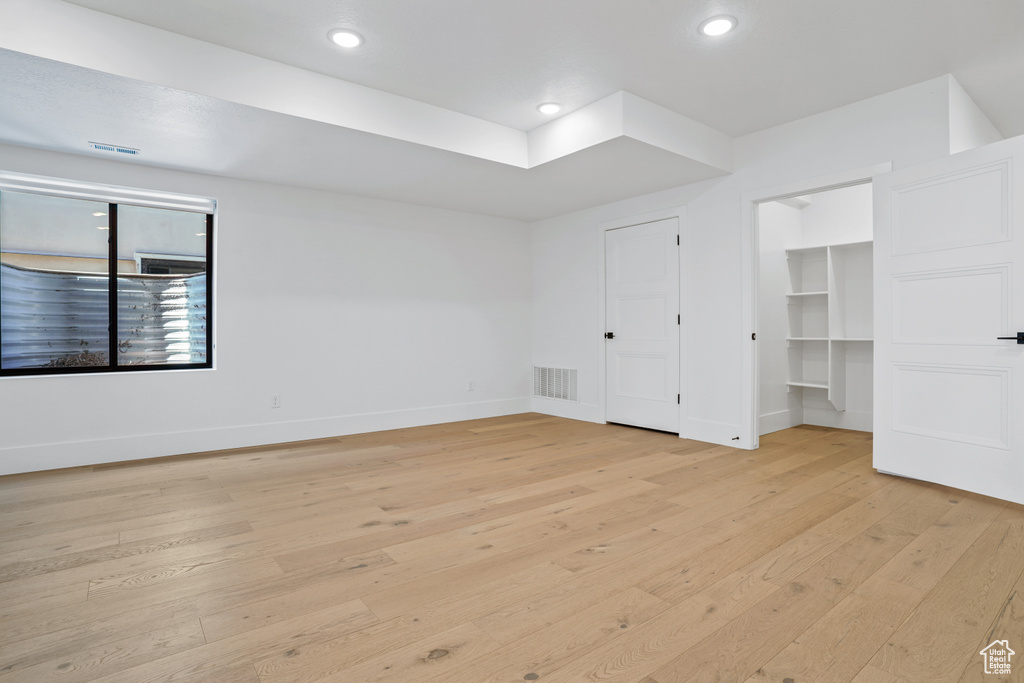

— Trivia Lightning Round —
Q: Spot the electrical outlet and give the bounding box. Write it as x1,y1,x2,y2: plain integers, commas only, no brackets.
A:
270,394,281,409
467,380,475,391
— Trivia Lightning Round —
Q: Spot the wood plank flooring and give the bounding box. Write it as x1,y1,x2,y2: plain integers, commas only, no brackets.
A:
1,414,1022,682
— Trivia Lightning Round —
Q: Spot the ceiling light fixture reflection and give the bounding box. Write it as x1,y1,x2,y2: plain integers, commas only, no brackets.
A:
537,102,562,115
93,211,106,217
196,233,207,237
328,29,364,48
699,15,737,36
97,226,109,230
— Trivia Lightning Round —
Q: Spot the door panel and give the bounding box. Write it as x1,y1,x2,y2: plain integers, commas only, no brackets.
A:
892,266,1009,345
618,295,670,339
890,162,1008,254
605,218,679,432
890,363,1009,449
874,136,1024,504
616,353,669,400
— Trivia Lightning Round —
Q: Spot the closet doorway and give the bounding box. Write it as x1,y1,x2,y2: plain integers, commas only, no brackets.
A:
756,182,874,437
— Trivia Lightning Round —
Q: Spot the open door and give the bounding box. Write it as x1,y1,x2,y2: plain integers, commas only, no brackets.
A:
874,135,1024,504
605,218,680,432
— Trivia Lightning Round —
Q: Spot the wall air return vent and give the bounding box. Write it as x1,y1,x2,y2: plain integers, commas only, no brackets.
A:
89,141,140,156
533,366,578,402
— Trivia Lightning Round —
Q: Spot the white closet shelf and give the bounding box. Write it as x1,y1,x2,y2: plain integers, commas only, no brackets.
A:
786,240,871,254
784,239,873,413
787,381,828,389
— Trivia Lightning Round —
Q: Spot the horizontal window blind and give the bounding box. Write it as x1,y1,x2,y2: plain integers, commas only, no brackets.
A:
0,171,216,214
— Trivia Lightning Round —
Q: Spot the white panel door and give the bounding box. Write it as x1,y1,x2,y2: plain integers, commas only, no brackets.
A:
874,135,1024,504
605,218,679,432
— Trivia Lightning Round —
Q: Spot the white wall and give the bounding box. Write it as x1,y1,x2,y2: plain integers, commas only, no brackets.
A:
529,183,713,423
948,75,1004,154
0,144,532,475
531,76,968,447
757,201,803,434
800,183,873,247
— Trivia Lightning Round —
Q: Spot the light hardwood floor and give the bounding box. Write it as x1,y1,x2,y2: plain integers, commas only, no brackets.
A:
1,414,1022,682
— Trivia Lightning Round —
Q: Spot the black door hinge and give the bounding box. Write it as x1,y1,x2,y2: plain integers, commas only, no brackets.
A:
677,394,680,404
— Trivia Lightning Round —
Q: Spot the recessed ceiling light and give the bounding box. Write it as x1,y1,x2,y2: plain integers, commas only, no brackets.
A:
537,103,562,115
699,15,737,37
328,29,363,48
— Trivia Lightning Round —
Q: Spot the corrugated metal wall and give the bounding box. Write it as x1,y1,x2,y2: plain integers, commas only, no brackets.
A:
1,263,207,369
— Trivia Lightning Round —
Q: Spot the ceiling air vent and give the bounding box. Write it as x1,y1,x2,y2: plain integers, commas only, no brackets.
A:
533,366,578,402
89,141,140,156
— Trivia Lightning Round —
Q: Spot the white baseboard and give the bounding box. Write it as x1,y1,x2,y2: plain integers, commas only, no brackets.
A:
876,469,921,481
802,407,873,433
530,398,603,423
758,409,799,436
0,397,532,476
680,418,746,449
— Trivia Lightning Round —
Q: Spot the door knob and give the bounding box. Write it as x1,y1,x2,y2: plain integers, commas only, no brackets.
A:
604,332,615,339
996,332,1024,344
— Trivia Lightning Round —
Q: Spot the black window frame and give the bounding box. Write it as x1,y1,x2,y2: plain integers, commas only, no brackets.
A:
0,181,215,377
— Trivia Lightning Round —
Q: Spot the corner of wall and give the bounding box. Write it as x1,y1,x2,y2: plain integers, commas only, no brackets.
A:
530,397,604,423
947,75,1004,154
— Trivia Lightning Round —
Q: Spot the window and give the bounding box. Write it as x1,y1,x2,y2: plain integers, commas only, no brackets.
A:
0,172,214,375
136,254,206,275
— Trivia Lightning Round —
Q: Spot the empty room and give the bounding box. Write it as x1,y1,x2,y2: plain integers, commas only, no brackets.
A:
1,1,1023,681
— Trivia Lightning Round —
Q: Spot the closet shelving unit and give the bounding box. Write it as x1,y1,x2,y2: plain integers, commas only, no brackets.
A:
785,240,872,410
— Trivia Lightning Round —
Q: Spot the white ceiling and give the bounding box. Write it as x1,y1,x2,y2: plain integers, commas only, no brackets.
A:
2,0,1024,220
